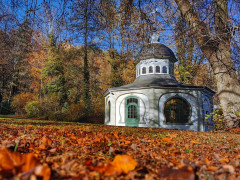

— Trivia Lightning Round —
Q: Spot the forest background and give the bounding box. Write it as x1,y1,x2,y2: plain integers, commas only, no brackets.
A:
0,0,240,127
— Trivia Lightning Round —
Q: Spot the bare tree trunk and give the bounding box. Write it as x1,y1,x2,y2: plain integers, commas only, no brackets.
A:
174,0,240,128
83,0,91,114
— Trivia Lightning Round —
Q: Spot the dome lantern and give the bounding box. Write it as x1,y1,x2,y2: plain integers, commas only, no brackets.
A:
136,37,177,78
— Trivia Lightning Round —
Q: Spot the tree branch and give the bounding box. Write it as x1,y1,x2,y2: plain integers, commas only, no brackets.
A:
173,0,212,50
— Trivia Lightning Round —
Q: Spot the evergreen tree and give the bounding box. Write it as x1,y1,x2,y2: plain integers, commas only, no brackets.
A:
10,19,33,98
42,34,67,110
108,48,124,87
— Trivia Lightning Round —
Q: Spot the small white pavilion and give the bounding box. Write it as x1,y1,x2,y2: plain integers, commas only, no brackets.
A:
103,36,215,131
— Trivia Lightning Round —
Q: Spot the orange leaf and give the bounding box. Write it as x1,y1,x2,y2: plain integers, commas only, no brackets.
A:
27,125,32,129
190,140,200,144
219,158,229,164
162,137,171,142
34,164,51,180
42,136,52,146
104,163,122,176
124,141,132,145
207,166,219,171
111,155,137,174
39,136,52,150
88,155,137,176
0,147,51,180
39,144,48,150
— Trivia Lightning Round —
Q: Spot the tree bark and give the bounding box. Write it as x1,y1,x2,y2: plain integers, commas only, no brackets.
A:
174,0,240,128
83,0,91,114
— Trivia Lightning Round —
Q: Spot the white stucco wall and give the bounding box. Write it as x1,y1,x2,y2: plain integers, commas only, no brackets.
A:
105,88,206,131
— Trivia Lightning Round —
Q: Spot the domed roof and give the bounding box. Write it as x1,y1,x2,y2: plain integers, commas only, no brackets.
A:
137,43,177,63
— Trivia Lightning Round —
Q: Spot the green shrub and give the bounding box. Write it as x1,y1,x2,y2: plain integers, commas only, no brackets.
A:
46,111,68,121
25,100,42,118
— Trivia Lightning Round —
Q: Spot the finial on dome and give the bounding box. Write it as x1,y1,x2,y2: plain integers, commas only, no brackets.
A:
150,8,160,44
150,28,160,43
150,32,160,43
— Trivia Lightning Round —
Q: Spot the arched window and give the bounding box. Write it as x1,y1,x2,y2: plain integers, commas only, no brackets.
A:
149,66,153,73
156,66,160,73
142,67,146,74
162,66,167,73
107,101,111,122
164,97,190,124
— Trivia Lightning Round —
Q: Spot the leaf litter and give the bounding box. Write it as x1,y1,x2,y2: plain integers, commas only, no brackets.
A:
0,118,240,179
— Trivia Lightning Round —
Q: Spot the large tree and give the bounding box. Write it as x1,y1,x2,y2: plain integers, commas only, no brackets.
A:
173,0,240,128
71,0,102,115
42,34,67,111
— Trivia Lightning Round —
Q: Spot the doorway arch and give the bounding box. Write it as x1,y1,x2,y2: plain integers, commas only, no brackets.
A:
125,96,139,127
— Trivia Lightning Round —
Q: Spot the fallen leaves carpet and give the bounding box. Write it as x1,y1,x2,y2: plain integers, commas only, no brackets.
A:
0,118,240,179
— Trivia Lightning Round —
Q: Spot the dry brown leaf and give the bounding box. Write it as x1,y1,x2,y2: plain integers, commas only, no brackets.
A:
222,165,235,174
42,136,52,146
49,148,57,153
158,166,195,180
39,136,52,150
0,147,51,180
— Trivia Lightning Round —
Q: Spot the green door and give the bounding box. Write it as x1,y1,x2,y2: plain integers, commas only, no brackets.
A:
125,97,139,127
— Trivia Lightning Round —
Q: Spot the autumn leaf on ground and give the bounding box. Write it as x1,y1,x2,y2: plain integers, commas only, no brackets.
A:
86,154,137,176
158,166,195,180
39,136,52,150
109,154,137,174
162,137,171,142
0,146,51,180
